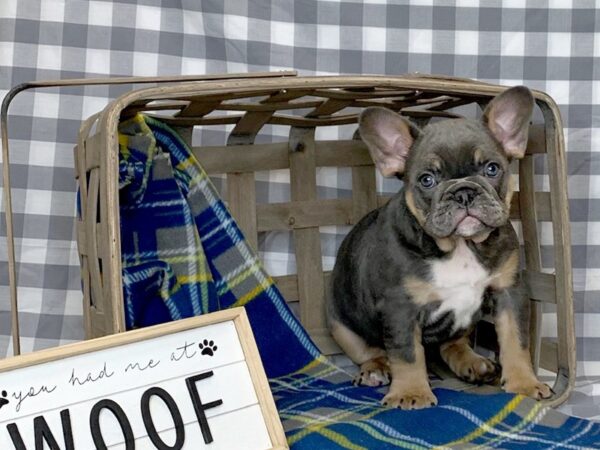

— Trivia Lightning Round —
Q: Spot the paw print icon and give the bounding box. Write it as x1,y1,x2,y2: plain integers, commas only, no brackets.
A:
0,391,9,411
199,340,218,357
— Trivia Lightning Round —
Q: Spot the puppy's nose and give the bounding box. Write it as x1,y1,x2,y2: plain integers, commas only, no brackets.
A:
454,188,477,207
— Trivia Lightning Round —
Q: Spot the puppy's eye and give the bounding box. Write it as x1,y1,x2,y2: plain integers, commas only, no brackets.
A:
419,173,437,189
484,162,501,178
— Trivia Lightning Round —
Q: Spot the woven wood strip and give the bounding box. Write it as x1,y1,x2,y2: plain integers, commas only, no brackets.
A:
308,98,353,117
256,199,353,231
288,126,327,348
177,99,223,118
520,154,544,369
192,140,373,174
226,133,259,252
163,109,462,127
523,270,556,304
540,338,559,373
227,173,258,251
312,88,420,100
260,89,312,103
85,167,102,311
229,88,308,138
351,166,377,223
123,100,188,117
539,99,576,399
230,111,274,137
217,100,323,112
194,142,290,173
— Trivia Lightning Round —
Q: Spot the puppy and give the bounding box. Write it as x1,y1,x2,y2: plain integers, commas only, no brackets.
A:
327,86,552,410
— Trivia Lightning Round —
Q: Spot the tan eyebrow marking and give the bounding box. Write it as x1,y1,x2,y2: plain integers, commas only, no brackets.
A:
428,156,442,171
474,148,484,166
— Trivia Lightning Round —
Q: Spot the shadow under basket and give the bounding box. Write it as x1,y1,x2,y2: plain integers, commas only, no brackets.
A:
74,74,575,407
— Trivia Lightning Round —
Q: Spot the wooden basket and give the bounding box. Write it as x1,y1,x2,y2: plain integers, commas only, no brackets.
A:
72,74,575,406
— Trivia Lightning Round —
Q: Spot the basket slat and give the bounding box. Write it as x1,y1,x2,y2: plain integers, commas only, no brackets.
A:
256,199,353,231
539,99,576,404
228,172,259,252
519,154,544,368
193,140,374,174
351,165,378,223
288,127,327,345
523,271,556,304
540,338,559,373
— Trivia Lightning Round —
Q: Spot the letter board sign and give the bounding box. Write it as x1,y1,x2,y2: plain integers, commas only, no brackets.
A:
0,307,288,449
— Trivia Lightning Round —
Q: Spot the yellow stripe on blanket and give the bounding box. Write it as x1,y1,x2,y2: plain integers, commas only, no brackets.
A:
177,157,209,177
287,415,368,450
295,356,336,376
233,282,272,307
470,400,545,449
177,273,213,284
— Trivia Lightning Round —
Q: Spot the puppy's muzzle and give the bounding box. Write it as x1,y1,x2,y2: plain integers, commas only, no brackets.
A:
425,179,506,239
442,181,485,208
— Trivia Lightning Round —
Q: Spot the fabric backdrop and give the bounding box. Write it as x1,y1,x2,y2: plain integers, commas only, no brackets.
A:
1,0,599,418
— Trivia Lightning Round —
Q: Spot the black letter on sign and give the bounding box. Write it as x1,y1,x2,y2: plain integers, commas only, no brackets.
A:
8,409,74,450
90,399,135,450
141,387,185,450
7,423,26,450
185,371,223,444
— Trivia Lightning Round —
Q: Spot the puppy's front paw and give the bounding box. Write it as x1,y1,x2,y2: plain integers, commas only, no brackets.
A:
353,357,391,387
382,386,437,410
502,376,553,400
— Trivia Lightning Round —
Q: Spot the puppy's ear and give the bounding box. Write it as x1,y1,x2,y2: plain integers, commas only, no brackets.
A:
483,86,534,160
359,107,418,177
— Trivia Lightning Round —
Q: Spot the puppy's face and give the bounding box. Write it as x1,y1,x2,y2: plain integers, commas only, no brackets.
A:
404,120,511,240
359,86,534,242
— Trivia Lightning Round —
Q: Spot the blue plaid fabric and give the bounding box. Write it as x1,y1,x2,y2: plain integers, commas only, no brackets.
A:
119,116,218,328
118,115,600,449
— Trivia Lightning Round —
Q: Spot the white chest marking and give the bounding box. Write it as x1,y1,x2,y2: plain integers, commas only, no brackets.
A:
429,239,490,331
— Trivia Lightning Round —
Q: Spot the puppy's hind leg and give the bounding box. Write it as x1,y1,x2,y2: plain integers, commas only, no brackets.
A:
330,320,390,387
440,336,499,384
355,356,391,387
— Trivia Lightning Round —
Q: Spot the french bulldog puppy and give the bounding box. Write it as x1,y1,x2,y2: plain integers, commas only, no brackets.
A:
327,86,552,410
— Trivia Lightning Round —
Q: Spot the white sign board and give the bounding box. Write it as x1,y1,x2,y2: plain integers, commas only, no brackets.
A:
0,308,287,449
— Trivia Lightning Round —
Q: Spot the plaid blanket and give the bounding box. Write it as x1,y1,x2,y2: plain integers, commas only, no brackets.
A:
117,114,600,449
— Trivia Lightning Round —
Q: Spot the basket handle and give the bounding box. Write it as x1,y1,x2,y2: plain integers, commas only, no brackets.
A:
1,71,297,355
403,72,494,86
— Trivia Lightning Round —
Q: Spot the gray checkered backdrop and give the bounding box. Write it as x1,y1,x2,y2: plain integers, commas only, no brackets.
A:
0,1,598,384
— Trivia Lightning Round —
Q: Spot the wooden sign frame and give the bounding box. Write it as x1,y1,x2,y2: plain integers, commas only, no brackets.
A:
0,307,288,449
